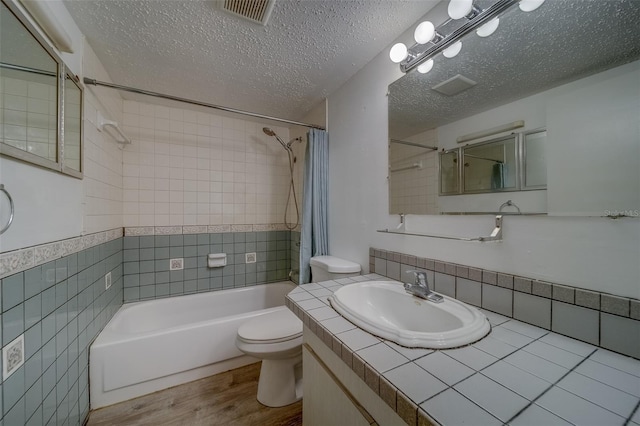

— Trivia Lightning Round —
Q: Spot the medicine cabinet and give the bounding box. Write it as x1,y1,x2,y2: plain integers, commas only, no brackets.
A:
439,130,546,196
0,0,83,178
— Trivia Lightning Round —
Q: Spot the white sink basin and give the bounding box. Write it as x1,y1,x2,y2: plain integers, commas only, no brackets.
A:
328,281,490,349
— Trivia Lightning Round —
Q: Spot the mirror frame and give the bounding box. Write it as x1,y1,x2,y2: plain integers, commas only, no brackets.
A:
0,0,83,179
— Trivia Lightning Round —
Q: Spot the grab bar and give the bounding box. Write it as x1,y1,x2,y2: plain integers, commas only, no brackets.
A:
0,184,15,235
377,215,503,242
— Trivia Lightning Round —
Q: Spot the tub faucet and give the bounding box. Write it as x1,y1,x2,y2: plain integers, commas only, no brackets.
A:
404,270,444,303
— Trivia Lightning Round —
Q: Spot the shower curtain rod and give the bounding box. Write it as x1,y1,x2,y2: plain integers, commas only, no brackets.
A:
390,139,437,150
83,78,326,131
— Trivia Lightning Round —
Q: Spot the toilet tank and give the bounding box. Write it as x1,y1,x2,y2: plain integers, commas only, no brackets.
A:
309,256,361,282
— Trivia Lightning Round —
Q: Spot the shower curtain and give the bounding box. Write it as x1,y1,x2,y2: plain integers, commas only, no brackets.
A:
299,129,329,284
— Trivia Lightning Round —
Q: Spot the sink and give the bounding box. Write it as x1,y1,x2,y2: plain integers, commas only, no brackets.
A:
328,281,490,349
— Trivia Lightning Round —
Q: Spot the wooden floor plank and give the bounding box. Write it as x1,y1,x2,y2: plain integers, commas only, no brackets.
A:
87,362,302,426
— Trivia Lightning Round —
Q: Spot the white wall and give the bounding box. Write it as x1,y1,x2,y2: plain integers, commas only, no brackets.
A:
0,1,123,252
326,9,639,298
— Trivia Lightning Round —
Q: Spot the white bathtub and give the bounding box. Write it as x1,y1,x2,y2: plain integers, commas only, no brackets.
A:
90,281,296,408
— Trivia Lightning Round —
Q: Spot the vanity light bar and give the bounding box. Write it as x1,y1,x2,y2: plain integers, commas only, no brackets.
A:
456,120,525,143
399,0,519,74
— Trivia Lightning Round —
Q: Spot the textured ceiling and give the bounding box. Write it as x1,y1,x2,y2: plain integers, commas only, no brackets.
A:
62,0,439,122
389,0,640,140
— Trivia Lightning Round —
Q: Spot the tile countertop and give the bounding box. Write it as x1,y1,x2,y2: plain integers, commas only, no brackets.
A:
286,274,640,426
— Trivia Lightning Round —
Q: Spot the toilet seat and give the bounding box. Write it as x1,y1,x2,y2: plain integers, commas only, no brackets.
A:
237,307,302,344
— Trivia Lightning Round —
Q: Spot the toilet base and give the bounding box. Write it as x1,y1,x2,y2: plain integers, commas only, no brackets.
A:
256,354,303,407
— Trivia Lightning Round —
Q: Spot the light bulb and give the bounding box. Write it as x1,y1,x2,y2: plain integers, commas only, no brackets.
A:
448,0,473,20
476,17,499,37
519,0,545,12
389,43,408,63
414,21,435,44
442,40,462,58
417,59,434,74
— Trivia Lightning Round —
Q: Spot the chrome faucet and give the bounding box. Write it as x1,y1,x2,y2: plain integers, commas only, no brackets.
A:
404,270,444,303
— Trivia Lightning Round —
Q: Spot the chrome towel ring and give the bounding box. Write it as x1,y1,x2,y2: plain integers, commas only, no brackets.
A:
0,184,14,235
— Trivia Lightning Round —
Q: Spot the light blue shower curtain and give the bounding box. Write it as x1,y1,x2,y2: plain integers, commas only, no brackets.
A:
299,129,329,284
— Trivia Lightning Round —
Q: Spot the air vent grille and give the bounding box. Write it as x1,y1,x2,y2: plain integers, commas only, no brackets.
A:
221,0,275,25
432,74,477,97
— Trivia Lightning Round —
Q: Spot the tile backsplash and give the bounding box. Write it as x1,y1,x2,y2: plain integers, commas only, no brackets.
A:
370,247,640,359
122,230,291,302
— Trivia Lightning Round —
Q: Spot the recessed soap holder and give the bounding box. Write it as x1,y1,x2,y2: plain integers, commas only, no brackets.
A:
207,253,227,268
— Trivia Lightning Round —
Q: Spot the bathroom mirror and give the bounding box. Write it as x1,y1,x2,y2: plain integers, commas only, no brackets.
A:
522,129,546,189
439,149,458,196
0,0,83,178
388,0,640,216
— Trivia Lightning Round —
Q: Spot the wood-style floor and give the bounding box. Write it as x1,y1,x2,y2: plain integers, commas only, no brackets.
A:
87,362,303,426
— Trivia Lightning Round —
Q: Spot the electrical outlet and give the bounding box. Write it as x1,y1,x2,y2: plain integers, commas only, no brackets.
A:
3,334,24,380
170,258,184,271
245,252,257,264
105,271,112,290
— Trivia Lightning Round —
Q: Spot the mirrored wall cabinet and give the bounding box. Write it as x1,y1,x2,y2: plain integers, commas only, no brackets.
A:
439,129,546,196
0,0,83,179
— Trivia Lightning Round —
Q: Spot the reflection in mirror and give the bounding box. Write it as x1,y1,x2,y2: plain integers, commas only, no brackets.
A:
64,74,82,173
523,130,546,189
388,134,438,214
439,150,458,197
0,1,58,163
388,0,640,216
463,136,517,193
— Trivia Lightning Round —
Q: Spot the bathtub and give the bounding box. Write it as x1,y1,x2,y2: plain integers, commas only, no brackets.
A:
90,281,296,409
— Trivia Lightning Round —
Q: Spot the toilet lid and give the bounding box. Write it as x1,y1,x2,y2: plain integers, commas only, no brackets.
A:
237,308,303,343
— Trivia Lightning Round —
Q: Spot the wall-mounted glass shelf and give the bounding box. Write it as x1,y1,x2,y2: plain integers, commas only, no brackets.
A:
377,215,503,242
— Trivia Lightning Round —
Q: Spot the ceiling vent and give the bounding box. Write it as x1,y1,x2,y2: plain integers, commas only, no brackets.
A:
432,74,477,97
218,0,275,25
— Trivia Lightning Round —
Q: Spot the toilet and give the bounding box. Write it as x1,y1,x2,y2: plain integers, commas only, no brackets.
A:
310,255,361,282
235,256,360,407
236,307,303,407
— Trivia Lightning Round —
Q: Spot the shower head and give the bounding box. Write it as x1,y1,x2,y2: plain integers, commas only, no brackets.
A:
262,127,291,152
262,127,276,137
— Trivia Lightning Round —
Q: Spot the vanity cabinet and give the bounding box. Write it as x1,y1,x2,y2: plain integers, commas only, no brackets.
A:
303,345,374,426
303,328,407,426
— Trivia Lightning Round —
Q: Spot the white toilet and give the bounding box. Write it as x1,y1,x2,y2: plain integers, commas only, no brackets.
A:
310,255,361,282
235,256,360,407
236,307,303,407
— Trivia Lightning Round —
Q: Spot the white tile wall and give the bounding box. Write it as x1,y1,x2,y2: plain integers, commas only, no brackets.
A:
81,43,124,234
388,129,438,214
120,100,293,227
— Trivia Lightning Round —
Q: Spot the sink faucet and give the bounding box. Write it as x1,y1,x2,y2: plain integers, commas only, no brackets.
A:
404,270,444,303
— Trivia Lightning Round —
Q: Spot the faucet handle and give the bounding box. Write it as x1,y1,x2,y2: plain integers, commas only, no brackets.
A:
405,270,428,285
